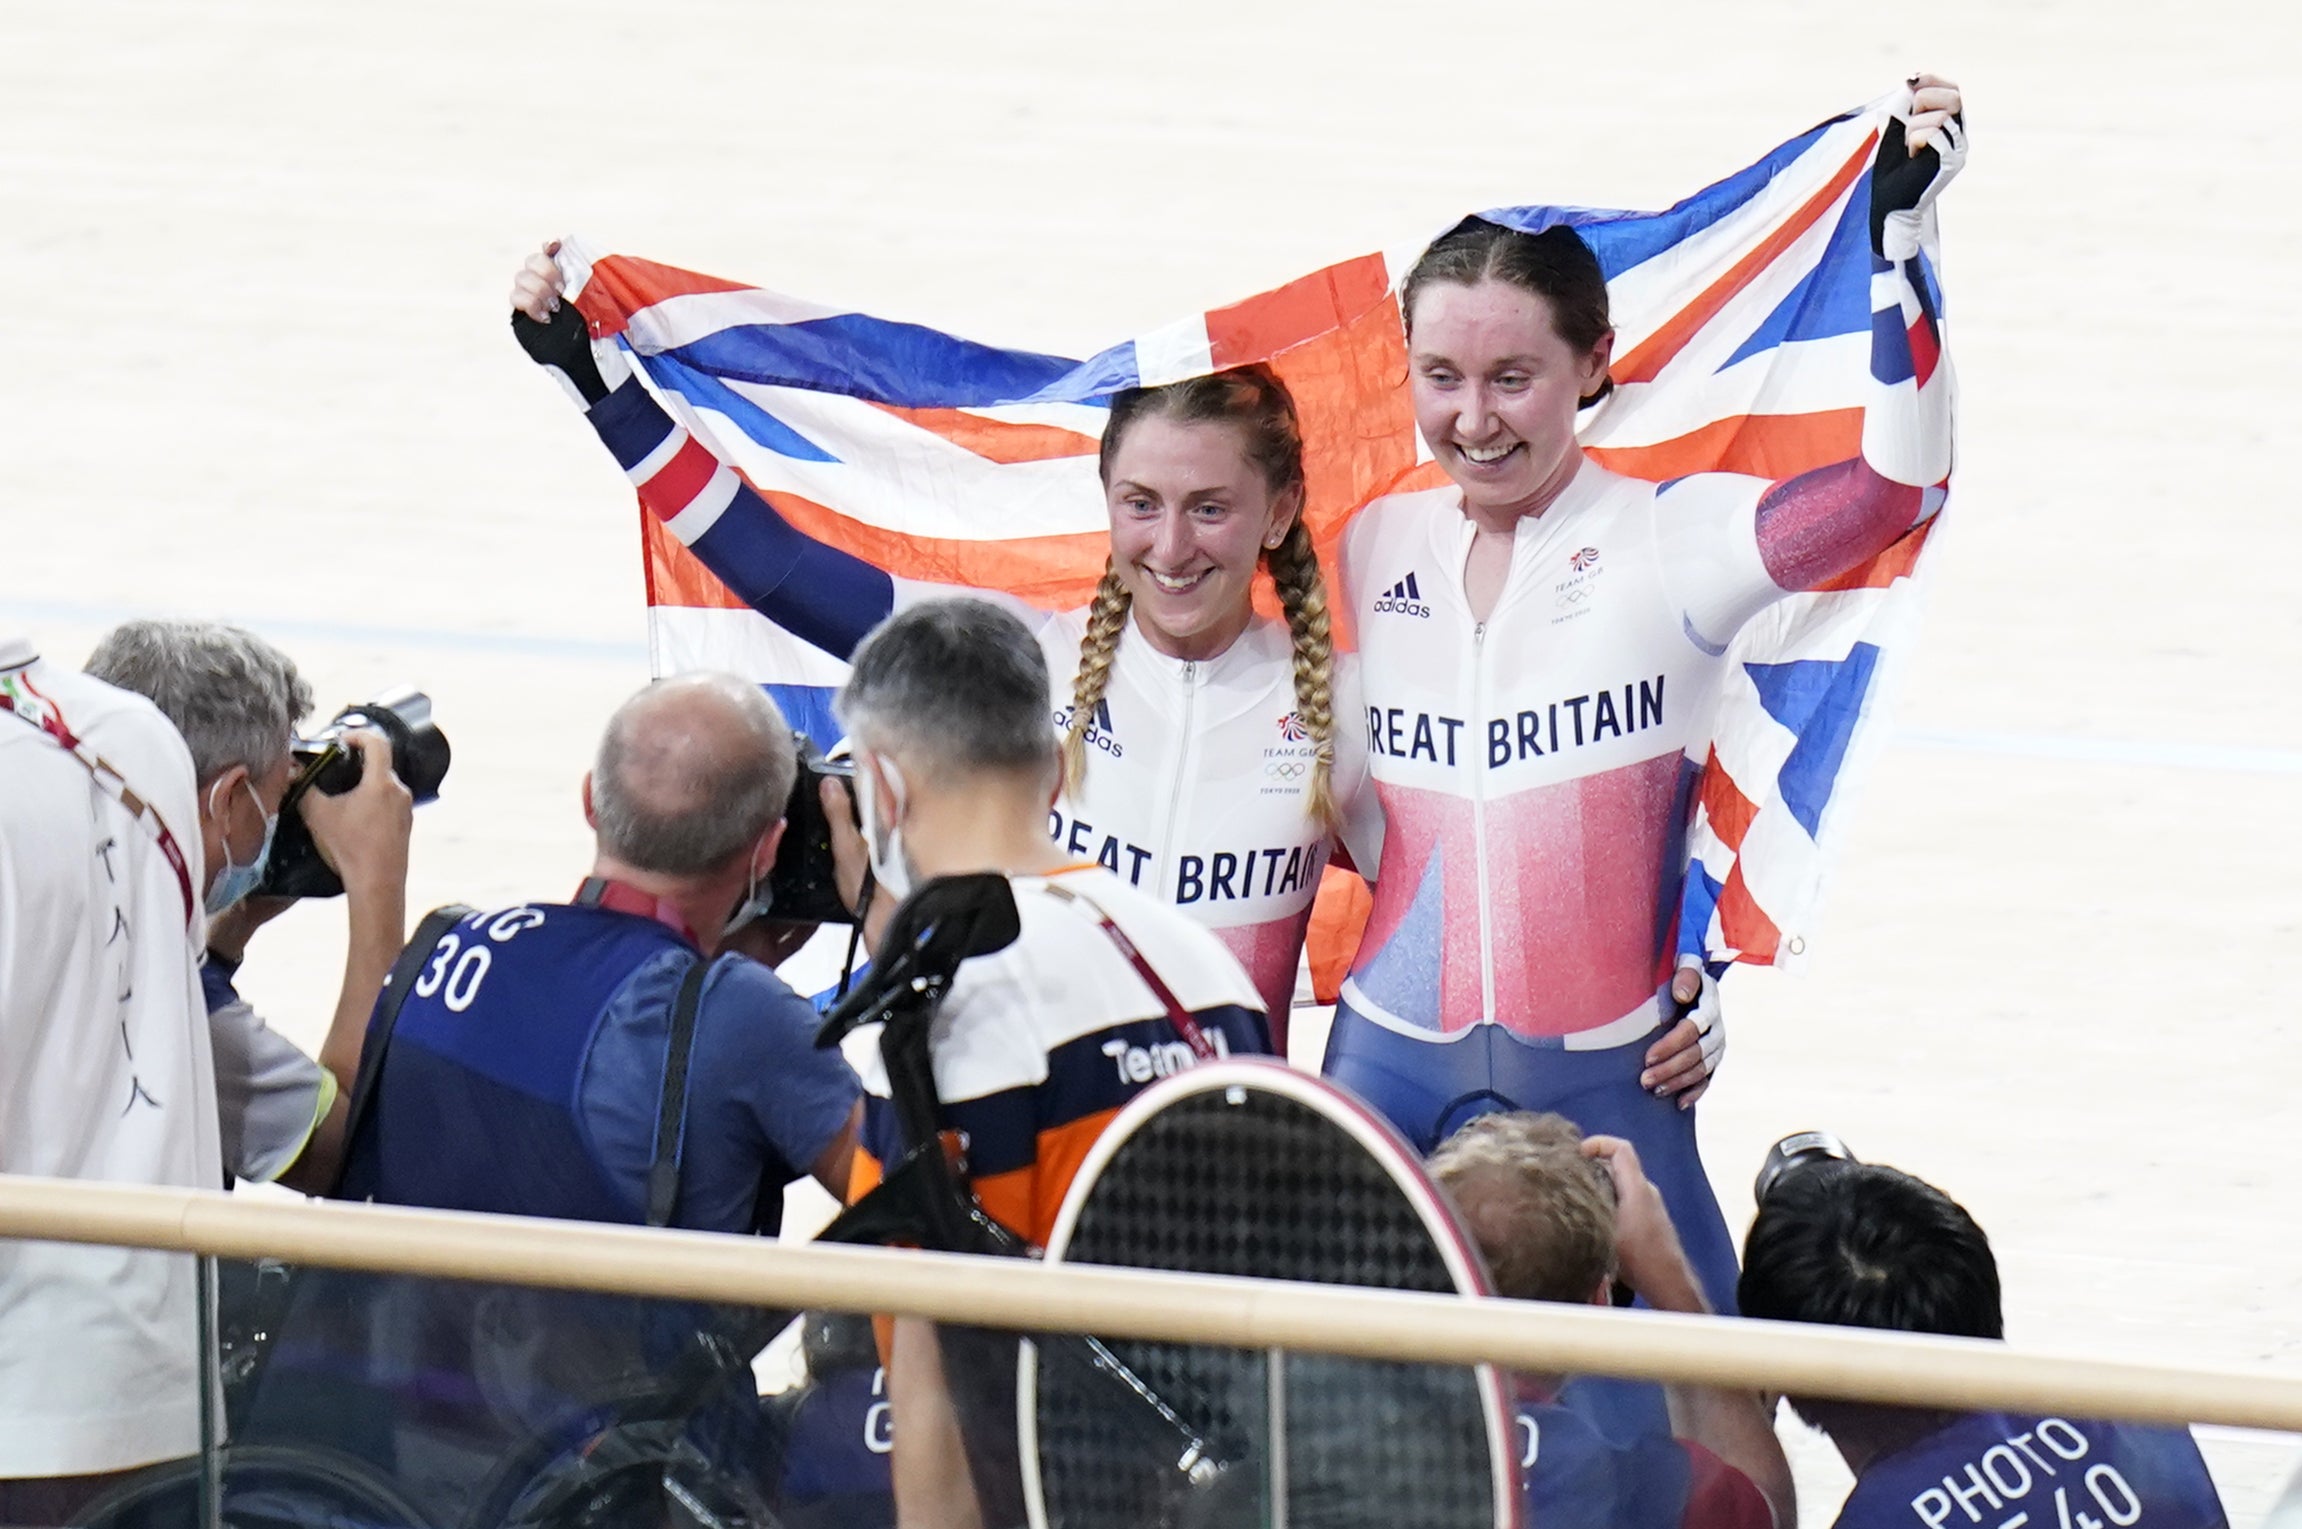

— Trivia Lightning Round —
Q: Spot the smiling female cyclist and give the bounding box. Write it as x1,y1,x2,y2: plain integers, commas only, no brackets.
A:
1332,77,1966,1307
511,253,1380,1047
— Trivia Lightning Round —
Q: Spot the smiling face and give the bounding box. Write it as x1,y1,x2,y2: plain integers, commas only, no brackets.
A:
1103,414,1299,662
1408,278,1613,523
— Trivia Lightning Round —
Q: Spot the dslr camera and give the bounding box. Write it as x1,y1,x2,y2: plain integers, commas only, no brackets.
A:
754,733,860,926
1752,1129,1860,1206
256,688,451,900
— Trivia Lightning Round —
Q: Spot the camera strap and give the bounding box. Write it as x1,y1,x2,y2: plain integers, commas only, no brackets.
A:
339,902,476,1193
569,878,712,1228
645,956,710,1229
1039,878,1219,1063
0,668,198,931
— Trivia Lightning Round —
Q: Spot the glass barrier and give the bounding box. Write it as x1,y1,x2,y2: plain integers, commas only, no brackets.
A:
182,1257,833,1529
0,1238,214,1529
5,1234,2299,1529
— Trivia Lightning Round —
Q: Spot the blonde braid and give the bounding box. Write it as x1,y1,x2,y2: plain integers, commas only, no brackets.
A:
1062,562,1133,798
1265,518,1339,832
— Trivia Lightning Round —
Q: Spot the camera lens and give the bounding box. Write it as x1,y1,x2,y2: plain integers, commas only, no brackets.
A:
1753,1130,1858,1206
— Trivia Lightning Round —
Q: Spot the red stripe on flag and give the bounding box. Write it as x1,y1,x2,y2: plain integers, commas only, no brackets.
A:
1254,279,1421,655
575,254,757,340
1206,255,1394,371
638,436,721,519
867,403,1101,465
1587,408,1863,483
1906,314,1940,388
1609,132,1877,388
1811,516,1934,592
1717,861,1782,964
644,264,1424,640
646,483,1113,613
1699,747,1761,854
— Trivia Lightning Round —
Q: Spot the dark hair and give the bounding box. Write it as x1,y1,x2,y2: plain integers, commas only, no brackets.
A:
1400,219,1615,405
1738,1161,2003,1341
838,598,1054,781
1096,365,1305,501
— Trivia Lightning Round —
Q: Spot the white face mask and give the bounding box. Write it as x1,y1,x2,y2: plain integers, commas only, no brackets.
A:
853,754,913,900
720,841,775,939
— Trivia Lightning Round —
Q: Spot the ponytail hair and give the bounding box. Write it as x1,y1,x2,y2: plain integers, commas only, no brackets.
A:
1066,364,1339,832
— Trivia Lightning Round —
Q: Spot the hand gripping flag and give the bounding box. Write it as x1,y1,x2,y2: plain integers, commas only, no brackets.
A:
561,93,1950,970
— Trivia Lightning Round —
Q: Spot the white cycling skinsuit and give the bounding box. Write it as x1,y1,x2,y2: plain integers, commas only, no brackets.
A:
1341,208,1950,1050
543,353,1374,1036
1327,109,1961,1315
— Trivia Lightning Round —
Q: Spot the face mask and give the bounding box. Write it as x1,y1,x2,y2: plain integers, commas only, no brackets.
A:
721,844,774,939
205,777,277,915
854,755,913,900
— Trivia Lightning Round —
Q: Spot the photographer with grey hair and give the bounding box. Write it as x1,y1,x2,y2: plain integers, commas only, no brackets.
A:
86,618,413,1194
828,599,1269,1529
337,669,859,1229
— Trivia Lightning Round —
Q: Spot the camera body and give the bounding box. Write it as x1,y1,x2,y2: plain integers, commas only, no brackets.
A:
1752,1129,1860,1206
759,734,859,925
256,688,451,900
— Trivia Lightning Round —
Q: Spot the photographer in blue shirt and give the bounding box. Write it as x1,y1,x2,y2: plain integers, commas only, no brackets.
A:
1739,1145,2228,1529
246,674,861,1528
340,670,859,1227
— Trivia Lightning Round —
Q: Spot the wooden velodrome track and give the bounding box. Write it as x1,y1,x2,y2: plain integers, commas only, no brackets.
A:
6,0,2298,1517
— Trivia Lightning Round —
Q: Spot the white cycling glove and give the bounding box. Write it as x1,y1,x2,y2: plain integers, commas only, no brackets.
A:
1676,958,1726,1079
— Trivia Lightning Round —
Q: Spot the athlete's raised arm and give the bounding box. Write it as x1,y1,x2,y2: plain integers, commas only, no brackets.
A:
1756,77,1960,585
510,247,894,660
1662,78,1964,646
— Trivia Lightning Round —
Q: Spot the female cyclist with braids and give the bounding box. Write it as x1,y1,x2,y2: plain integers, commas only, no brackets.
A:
510,251,1371,1043
1333,77,1966,1309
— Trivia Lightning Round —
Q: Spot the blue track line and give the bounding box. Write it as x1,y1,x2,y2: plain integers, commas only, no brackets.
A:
12,598,2298,776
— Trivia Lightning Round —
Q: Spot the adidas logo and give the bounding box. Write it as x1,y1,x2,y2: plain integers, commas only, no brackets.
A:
1055,695,1123,758
1372,571,1432,619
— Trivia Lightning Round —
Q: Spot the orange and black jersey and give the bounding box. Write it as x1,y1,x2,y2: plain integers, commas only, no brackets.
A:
847,866,1270,1248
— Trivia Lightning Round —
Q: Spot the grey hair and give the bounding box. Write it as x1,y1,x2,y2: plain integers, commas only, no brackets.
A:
593,672,797,878
85,620,312,787
836,599,1055,781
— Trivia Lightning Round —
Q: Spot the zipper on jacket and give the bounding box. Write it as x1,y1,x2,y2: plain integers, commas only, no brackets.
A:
1155,661,1199,890
1468,622,1496,1024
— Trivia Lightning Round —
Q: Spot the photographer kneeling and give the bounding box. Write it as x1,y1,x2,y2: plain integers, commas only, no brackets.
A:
86,620,412,1193
1739,1146,2228,1529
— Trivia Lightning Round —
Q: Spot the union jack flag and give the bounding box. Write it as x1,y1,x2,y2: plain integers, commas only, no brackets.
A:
562,91,1947,970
